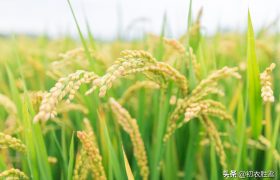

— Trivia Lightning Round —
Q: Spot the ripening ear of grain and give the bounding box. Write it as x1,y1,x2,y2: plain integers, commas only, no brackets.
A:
260,63,276,140
85,50,188,97
260,63,275,103
163,38,186,54
118,81,160,105
73,149,90,180
200,115,227,169
247,11,263,139
0,93,17,117
0,132,26,152
0,93,18,133
0,168,29,180
33,70,98,122
247,135,280,163
163,66,240,142
77,130,106,179
76,119,107,180
109,98,149,180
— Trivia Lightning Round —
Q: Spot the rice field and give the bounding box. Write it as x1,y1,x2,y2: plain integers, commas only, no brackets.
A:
0,3,280,180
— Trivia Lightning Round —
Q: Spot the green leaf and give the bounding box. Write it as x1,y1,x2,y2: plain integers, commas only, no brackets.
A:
246,11,263,139
67,0,96,72
210,141,218,180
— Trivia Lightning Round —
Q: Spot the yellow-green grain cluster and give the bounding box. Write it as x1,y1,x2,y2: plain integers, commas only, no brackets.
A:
0,132,26,152
109,98,149,180
0,168,29,180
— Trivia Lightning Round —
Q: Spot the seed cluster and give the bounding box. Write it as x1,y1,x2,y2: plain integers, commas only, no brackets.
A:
248,135,280,162
35,50,189,123
76,119,106,180
119,80,160,105
163,67,240,142
33,70,98,122
51,48,107,73
77,131,106,180
163,38,186,54
260,63,276,103
85,50,156,96
188,47,201,79
200,115,227,169
122,62,189,94
0,94,17,116
0,168,29,180
0,132,26,152
48,156,57,164
28,91,47,112
85,50,188,97
0,93,18,133
109,98,149,180
74,149,89,180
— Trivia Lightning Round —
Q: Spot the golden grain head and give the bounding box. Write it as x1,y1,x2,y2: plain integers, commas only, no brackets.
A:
0,132,26,152
109,98,149,180
163,38,186,54
77,130,107,180
163,67,239,142
260,63,276,103
200,115,227,169
119,80,160,105
34,70,98,122
0,93,17,116
85,50,188,97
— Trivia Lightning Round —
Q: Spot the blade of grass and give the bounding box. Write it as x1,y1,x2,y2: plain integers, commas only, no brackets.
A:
184,120,200,180
151,85,172,180
11,39,53,180
247,11,262,139
51,131,68,177
67,0,96,71
235,93,248,171
164,139,178,179
85,18,96,50
122,148,135,180
98,110,127,180
155,12,166,60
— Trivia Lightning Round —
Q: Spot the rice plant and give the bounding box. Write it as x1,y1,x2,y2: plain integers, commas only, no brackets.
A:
0,2,279,180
